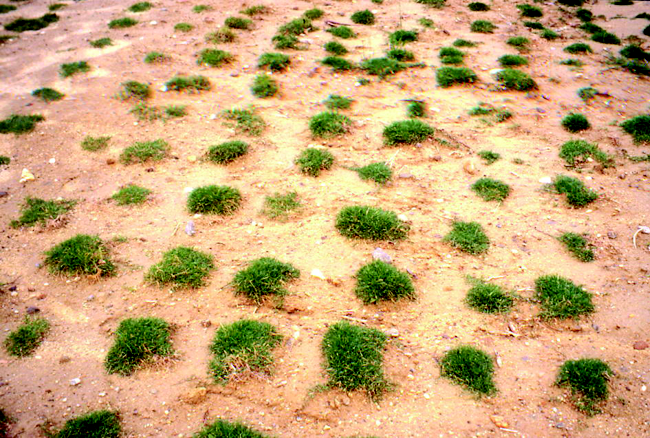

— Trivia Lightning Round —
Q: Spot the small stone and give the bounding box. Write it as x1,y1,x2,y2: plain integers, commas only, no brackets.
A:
19,168,35,183
180,387,207,405
430,155,442,161
398,214,409,222
187,155,197,163
384,328,399,337
0,191,8,198
372,248,392,264
539,176,552,184
633,340,648,350
200,320,212,328
463,160,477,175
398,172,413,179
26,306,40,314
607,231,617,239
311,269,326,280
341,395,351,406
59,356,71,364
106,158,116,165
490,415,509,429
185,221,195,236
69,378,81,386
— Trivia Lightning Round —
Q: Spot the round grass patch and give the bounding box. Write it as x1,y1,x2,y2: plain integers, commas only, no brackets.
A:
355,260,415,304
336,206,409,240
187,185,242,215
146,246,214,289
44,234,116,277
440,345,496,395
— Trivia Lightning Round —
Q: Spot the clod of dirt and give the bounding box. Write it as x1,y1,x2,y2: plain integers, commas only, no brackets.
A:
180,387,207,405
26,306,40,314
633,341,648,351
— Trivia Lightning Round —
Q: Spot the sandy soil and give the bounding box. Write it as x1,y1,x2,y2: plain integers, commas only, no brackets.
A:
1,0,650,437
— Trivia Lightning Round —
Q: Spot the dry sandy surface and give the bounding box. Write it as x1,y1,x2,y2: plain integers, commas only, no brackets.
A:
1,0,650,437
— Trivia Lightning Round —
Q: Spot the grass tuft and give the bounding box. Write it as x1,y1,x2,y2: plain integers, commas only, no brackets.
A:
258,52,290,71
327,26,355,39
144,51,168,63
278,17,314,36
468,2,490,11
309,111,351,138
222,108,266,136
465,278,513,313
351,10,375,25
559,139,611,167
355,162,392,184
321,56,355,71
440,346,496,395
4,317,50,357
553,175,598,207
561,113,590,132
206,27,236,43
207,141,248,164
496,68,537,91
128,2,152,13
32,87,64,102
4,13,59,32
262,192,300,220
361,57,406,77
81,135,110,151
324,94,353,110
187,185,242,215
444,221,489,254
577,8,593,21
471,20,496,33
471,178,511,202
0,156,9,165
193,5,212,13
559,232,595,262
304,8,324,20
59,61,90,78
436,66,477,87
174,22,193,32
197,49,233,67
224,16,252,30
560,58,584,67
591,31,620,45
517,4,543,18
439,46,464,64
389,29,418,45
524,21,544,30
407,101,426,118
112,185,151,205
105,317,173,375
209,319,282,383
44,234,115,277
194,419,271,438
0,5,16,13
620,115,650,143
10,197,75,228
118,80,150,101
53,410,121,438
146,247,214,289
577,86,598,102
296,148,334,176
251,74,278,98
453,39,476,47
108,17,138,29
165,75,211,93
507,36,530,49
322,321,389,400
564,42,593,54
335,206,408,240
541,28,560,40
324,41,347,56
0,114,44,134
232,257,300,303
120,139,167,164
477,150,501,164
383,120,434,145
556,358,612,415
242,5,269,16
415,0,446,7
535,275,594,319
387,48,414,61
90,37,113,48
498,54,528,67
355,260,415,304
620,44,650,61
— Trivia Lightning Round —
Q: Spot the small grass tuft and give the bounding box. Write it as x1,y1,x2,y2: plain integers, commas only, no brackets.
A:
0,114,44,134
322,321,389,400
415,0,446,7
304,8,324,20
194,420,270,438
324,41,347,56
507,36,530,49
559,139,611,167
335,206,408,240
541,29,560,40
10,197,75,228
222,108,266,136
309,111,351,138
278,17,314,36
192,5,212,13
32,87,64,102
560,58,584,67
559,232,595,262
209,319,282,383
389,29,418,45
174,22,193,32
206,27,237,43
577,86,598,102
419,17,435,28
144,51,168,63
262,192,300,220
407,101,426,118
580,22,605,34
553,175,598,207
232,257,300,303
535,275,594,319
468,2,490,11
351,10,375,25
444,221,489,255
258,52,290,71
120,139,167,164
108,17,138,29
207,140,248,164
0,5,16,13
436,66,477,87
0,156,9,165
321,56,355,71
146,247,214,289
471,20,496,33
242,5,269,16
564,42,593,54
4,13,59,32
118,80,150,101
81,135,110,151
197,48,234,67
620,45,650,61
44,234,116,277
295,148,335,176
591,31,620,45
4,317,50,357
251,74,278,98
439,46,464,64
105,317,173,375
561,113,590,132
53,410,121,438
387,48,415,61
165,75,210,93
577,8,593,21
557,358,612,415
498,54,528,67
355,162,392,184
440,346,496,395
324,94,353,110
187,185,242,215
517,4,543,18
360,57,405,77
453,39,476,47
90,37,113,48
496,68,537,91
59,61,90,78
524,21,544,30
383,120,434,145
620,115,650,143
112,185,151,205
327,25,355,39
465,278,513,313
224,16,252,30
471,178,511,202
477,150,501,164
355,260,415,304
128,2,152,13
0,409,9,437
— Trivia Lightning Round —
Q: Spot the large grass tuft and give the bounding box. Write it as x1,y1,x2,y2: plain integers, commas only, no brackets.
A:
336,206,409,240
559,139,611,167
146,246,214,289
0,114,44,135
53,410,121,438
620,114,650,143
44,234,116,277
383,120,434,145
561,113,590,132
207,141,249,164
553,175,598,207
258,52,290,71
535,275,594,319
436,67,477,87
187,185,242,215
309,111,351,138
465,278,513,313
559,232,595,262
32,87,64,102
354,260,415,304
556,358,612,415
232,257,300,304
471,178,511,202
440,346,496,395
496,69,537,91
194,419,270,438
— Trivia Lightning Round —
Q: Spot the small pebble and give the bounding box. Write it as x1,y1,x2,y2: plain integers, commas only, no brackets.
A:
70,378,81,386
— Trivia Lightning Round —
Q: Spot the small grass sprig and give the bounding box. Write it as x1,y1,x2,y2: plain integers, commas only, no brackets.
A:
336,206,408,240
232,257,300,303
471,178,511,202
465,278,513,313
440,346,496,395
262,192,300,220
496,69,537,91
355,162,392,184
32,87,64,102
44,234,116,277
559,232,595,262
324,41,347,56
471,20,496,33
444,221,489,254
119,139,167,164
128,2,152,13
111,185,151,205
4,317,50,357
225,16,252,30
222,108,265,136
207,140,249,164
10,197,75,228
146,247,214,289
118,80,150,101
81,136,110,151
564,42,593,54
535,275,594,319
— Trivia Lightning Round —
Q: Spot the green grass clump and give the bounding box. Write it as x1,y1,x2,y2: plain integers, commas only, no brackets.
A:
524,21,544,30
242,5,269,16
251,74,278,98
635,12,650,19
32,87,64,102
465,278,513,313
144,51,168,63
53,410,121,438
193,5,212,13
10,197,75,228
321,56,355,71
81,136,110,151
561,113,590,132
4,13,59,32
209,319,282,383
207,27,236,43
415,0,446,6
471,20,496,33
507,36,530,49
559,232,595,262
560,58,584,67
225,16,252,30
207,140,248,164
535,275,594,319
327,25,355,39
165,75,210,93
128,2,152,13
194,419,270,438
620,115,650,143
444,221,489,254
324,94,353,110
296,148,335,176
361,57,407,77
108,17,137,29
119,139,167,164
0,409,9,437
0,114,44,134
453,39,476,47
355,260,415,304
436,66,477,87
0,156,9,165
439,46,464,64
59,61,90,78
477,150,501,164
262,192,300,220
383,120,434,145
559,139,611,167
559,0,584,5
498,54,528,67
232,257,300,303
577,8,593,21
564,42,593,54
187,185,242,215
4,317,50,357
389,29,418,45
620,45,650,61
469,105,494,116
44,234,115,277
577,86,598,102
0,5,16,13
541,29,560,40
471,178,511,202
174,22,193,32
146,247,214,289
322,321,389,400
90,37,113,48
111,185,151,205
387,48,414,61
553,175,598,207
272,34,299,49
324,41,347,56
407,101,426,118
468,2,490,11
355,162,392,184
440,346,496,395
496,69,537,91
258,52,290,71
556,358,612,415
591,31,620,45
118,80,150,101
517,4,543,18
335,206,408,240
351,10,375,25
580,22,605,34
222,108,265,136
309,111,351,138
278,17,314,36
105,317,173,375
197,49,232,67
304,8,324,20
419,17,435,28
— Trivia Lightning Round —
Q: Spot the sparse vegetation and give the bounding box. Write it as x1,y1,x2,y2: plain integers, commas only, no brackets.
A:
324,94,353,110
0,114,44,134
387,48,415,61
471,20,496,33
128,2,152,13
251,74,278,98
112,185,151,205
407,101,426,118
335,206,409,240
556,358,612,415
436,66,477,87
44,234,116,277
321,56,355,71
165,75,211,92
174,22,193,32
262,192,300,220
468,2,490,11
419,17,435,28
620,115,650,143
496,69,537,91
118,80,150,101
507,36,530,50
577,8,593,22
541,29,559,40
146,246,214,289
440,346,496,395
258,52,290,71
90,37,113,48
351,10,375,25
389,29,418,45
471,178,511,202
0,5,16,14
561,113,591,132
560,58,584,67
559,232,595,262
327,25,355,39
10,197,75,228
577,86,598,102
309,111,351,138
59,61,90,78
498,54,528,67
478,150,501,164
108,17,138,29
453,39,476,47
232,257,300,304
465,278,513,313
32,87,64,102
324,41,347,56
105,317,173,375
296,148,335,176
120,139,167,164
535,275,594,319
355,162,392,184
4,317,50,357
322,321,389,400
81,135,110,151
415,0,446,7
564,42,593,54
4,13,59,32
187,185,242,215
242,5,269,16
192,5,212,13
52,410,121,438
444,221,489,255
225,16,252,30
559,139,611,167
222,108,266,136
207,140,249,164
383,120,434,145
206,27,236,43
620,45,650,61
194,420,270,438
553,175,598,207
517,4,543,18
355,260,415,304
197,49,233,67
144,51,168,63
